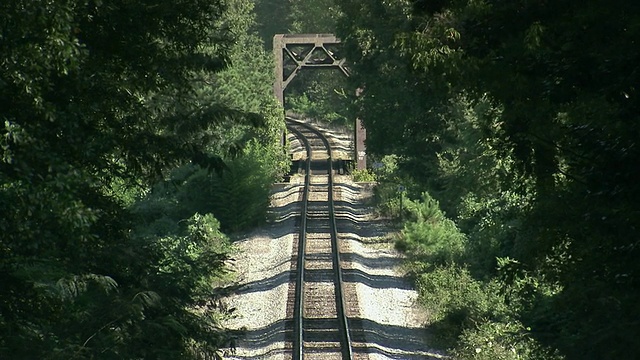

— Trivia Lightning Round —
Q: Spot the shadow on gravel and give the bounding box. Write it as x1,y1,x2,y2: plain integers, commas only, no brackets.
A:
341,252,399,270
268,201,300,222
236,257,410,289
231,316,442,360
333,200,371,215
339,218,392,238
335,182,374,194
333,197,393,239
350,318,444,359
342,268,414,290
233,268,294,295
235,267,412,292
227,318,292,359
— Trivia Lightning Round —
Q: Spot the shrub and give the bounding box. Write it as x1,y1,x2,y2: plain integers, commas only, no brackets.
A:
417,265,508,345
397,192,466,265
134,141,283,235
351,168,376,182
454,320,564,360
457,190,533,277
126,212,234,358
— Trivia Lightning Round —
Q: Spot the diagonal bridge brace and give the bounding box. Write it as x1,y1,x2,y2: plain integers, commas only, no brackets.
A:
273,34,350,105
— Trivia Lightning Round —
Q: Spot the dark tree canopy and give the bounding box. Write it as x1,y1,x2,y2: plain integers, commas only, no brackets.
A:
337,0,640,358
0,0,280,358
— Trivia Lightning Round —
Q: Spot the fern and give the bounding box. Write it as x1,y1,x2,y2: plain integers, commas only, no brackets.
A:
132,291,162,310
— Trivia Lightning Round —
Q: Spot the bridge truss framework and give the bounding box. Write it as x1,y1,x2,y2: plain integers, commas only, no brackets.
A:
273,34,366,170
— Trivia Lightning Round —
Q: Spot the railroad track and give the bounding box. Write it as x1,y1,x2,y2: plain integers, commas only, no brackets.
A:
285,118,354,360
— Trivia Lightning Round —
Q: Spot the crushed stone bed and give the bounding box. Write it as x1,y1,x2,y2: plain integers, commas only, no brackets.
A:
222,178,444,359
222,119,444,359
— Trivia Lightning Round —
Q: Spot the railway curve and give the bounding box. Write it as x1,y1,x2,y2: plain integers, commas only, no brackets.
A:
286,118,354,360
222,118,441,360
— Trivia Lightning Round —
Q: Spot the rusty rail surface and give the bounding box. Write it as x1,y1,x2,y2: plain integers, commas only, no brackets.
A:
286,118,353,360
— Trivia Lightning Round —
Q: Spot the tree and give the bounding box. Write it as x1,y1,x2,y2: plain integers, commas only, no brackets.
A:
0,0,272,357
337,0,640,358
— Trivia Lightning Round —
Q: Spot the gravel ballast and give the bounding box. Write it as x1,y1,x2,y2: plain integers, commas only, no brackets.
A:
222,120,444,359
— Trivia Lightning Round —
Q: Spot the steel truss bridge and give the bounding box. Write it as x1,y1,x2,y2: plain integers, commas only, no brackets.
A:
273,34,366,170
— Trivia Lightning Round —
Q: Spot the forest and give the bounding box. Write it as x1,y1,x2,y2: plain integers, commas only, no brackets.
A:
335,0,640,359
2,0,639,359
1,0,287,358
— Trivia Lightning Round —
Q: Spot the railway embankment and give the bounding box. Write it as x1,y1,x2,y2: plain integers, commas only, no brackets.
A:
222,119,444,359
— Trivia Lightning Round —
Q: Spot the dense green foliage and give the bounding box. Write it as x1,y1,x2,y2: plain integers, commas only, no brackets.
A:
145,140,285,234
286,70,352,126
194,0,290,231
337,0,640,358
1,0,284,358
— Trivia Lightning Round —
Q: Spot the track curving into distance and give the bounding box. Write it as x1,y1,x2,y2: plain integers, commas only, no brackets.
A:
286,118,353,360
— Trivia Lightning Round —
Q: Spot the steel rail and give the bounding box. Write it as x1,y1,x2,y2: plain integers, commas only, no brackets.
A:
286,118,353,360
286,123,310,360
